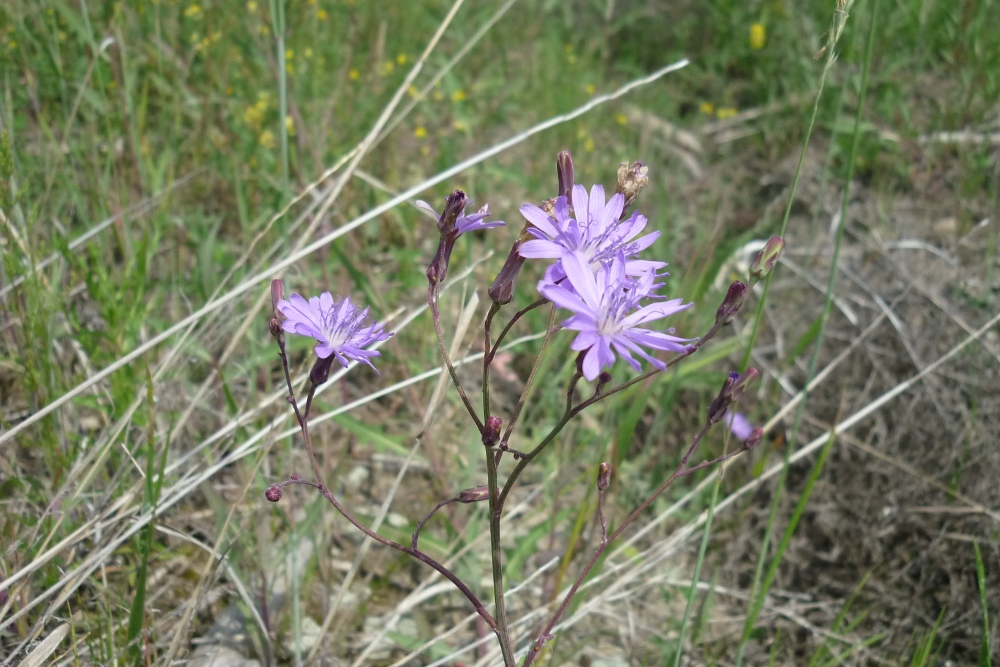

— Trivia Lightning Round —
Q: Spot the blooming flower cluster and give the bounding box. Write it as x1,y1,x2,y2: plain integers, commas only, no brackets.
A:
517,182,693,381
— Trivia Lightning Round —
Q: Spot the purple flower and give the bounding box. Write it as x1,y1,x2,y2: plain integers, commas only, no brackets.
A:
518,183,664,284
420,190,504,287
724,411,755,441
540,252,693,381
277,292,392,371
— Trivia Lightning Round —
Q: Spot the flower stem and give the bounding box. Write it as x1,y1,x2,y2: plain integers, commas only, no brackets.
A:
521,422,744,667
486,449,516,666
429,286,485,432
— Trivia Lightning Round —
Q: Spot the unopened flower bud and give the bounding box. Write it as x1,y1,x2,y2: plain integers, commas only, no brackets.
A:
557,151,575,199
715,280,748,326
482,416,502,446
269,317,283,339
748,236,785,283
616,160,649,210
426,189,469,288
729,367,759,403
708,371,739,425
597,462,611,491
271,279,284,316
488,225,534,305
458,486,491,503
265,483,283,502
309,356,334,386
744,427,764,449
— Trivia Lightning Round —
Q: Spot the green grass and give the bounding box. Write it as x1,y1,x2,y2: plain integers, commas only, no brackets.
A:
2,0,999,664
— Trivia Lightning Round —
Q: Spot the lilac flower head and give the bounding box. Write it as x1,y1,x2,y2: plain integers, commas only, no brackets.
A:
419,190,505,288
540,252,693,381
277,292,392,372
725,412,755,441
519,183,664,285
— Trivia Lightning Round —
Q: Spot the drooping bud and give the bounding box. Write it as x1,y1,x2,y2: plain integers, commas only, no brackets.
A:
458,486,491,503
488,225,534,305
265,483,283,502
596,462,611,491
748,236,785,283
715,280,748,326
616,160,649,211
426,189,469,288
744,427,764,449
482,416,502,446
557,151,575,200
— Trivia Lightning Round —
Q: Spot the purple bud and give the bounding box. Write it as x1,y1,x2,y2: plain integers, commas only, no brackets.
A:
488,225,533,305
715,280,748,326
749,236,785,283
729,367,759,403
597,462,611,491
265,484,283,502
426,190,469,288
708,371,740,425
458,486,491,503
744,427,764,449
309,355,334,386
616,160,649,211
482,416,502,446
557,151,575,199
289,473,299,481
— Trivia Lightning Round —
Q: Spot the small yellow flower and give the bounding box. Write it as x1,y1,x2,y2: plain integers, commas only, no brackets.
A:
584,136,595,152
316,8,328,20
699,101,714,115
750,23,766,50
396,53,407,65
407,84,419,98
348,68,360,80
259,130,277,148
615,113,628,126
285,63,294,74
453,120,468,132
46,7,53,14
258,24,270,35
246,0,257,10
190,32,200,44
183,4,200,17
584,83,596,95
451,90,466,102
716,107,738,120
379,60,395,76
285,116,296,137
7,40,16,50
414,126,427,139
285,48,294,60
304,47,313,58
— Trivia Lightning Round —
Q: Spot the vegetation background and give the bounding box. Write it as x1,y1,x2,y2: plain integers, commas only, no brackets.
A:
1,0,998,664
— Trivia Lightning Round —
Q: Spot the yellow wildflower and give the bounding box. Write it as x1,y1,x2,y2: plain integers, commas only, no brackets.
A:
414,126,427,139
584,83,596,95
407,84,419,98
285,48,294,59
246,0,257,10
259,130,277,148
584,136,595,152
750,23,766,50
453,120,468,132
379,60,395,76
396,53,407,65
615,113,628,126
316,8,328,20
451,90,466,102
304,48,313,58
285,117,296,136
699,101,714,115
716,107,738,120
183,4,200,17
348,68,360,80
